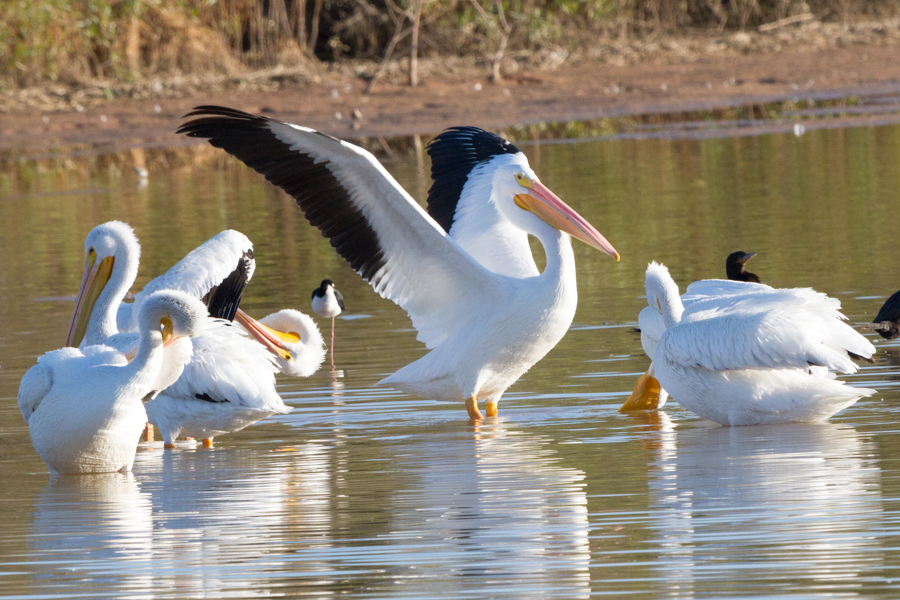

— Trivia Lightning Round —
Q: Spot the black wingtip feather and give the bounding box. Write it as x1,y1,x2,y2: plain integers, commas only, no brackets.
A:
179,105,387,282
425,126,521,233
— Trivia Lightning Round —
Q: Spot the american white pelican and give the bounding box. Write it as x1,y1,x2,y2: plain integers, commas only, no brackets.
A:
132,236,324,445
623,262,877,426
68,224,323,447
19,290,207,474
725,251,761,283
311,279,344,368
179,106,620,419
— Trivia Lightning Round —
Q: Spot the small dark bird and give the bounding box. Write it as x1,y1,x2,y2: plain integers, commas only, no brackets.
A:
312,279,345,368
867,290,900,339
726,251,761,283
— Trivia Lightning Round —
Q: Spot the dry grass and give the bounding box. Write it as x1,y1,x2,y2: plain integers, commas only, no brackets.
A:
2,0,898,93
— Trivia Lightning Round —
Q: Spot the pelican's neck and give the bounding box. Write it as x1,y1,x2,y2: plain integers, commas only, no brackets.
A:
659,287,684,329
535,226,577,305
125,329,165,386
85,248,138,346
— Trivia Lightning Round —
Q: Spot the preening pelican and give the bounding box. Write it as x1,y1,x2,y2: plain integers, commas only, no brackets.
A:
19,290,206,474
725,251,761,283
311,279,344,368
179,106,619,419
68,224,323,447
623,262,876,426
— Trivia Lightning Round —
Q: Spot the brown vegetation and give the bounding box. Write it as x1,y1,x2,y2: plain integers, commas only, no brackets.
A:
2,0,899,94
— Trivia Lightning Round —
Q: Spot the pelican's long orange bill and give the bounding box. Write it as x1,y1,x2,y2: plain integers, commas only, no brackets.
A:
65,254,115,347
515,181,619,260
235,309,298,362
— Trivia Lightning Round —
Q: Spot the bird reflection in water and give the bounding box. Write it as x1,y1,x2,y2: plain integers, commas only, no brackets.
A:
643,419,883,598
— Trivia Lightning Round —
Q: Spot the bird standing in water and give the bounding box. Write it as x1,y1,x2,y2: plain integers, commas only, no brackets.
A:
312,279,344,369
179,107,619,419
725,251,761,283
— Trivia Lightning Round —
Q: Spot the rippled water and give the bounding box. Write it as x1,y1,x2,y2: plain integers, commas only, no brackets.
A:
2,114,900,599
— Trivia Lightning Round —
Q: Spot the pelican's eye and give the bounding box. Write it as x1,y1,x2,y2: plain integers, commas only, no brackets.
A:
515,173,534,189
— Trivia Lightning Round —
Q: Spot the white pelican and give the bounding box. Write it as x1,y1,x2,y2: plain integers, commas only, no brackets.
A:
623,262,876,426
726,250,761,283
311,279,344,368
19,290,207,474
179,106,619,419
67,223,324,447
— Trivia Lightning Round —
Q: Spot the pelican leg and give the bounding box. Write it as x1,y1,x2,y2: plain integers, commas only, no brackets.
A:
485,401,498,417
164,442,176,449
143,423,154,442
466,397,483,420
202,438,214,448
619,368,662,412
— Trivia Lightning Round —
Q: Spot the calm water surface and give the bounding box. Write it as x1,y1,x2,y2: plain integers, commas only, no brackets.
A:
1,119,900,599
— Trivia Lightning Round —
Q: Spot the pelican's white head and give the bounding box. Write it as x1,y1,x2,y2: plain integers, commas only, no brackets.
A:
235,308,326,377
645,262,683,328
488,154,619,260
137,290,208,346
66,221,141,348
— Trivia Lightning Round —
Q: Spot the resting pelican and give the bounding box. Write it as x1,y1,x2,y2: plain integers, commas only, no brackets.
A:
725,251,761,283
68,223,324,446
311,279,344,368
19,290,207,475
179,106,619,419
623,262,876,426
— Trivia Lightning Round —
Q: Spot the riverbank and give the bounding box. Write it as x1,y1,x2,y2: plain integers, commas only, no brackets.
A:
2,24,899,153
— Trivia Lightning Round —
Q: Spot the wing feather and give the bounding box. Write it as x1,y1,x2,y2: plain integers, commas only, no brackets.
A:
179,106,506,349
127,230,254,327
661,295,874,374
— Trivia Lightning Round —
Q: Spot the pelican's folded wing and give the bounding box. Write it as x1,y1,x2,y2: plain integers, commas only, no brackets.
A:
663,295,875,374
128,230,255,326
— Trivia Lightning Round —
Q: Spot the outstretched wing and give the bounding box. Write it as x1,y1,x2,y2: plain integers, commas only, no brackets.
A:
179,106,506,349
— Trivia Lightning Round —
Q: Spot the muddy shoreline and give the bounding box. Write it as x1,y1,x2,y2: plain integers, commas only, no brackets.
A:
2,43,899,154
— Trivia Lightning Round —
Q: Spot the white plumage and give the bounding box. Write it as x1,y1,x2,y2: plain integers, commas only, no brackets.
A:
626,262,877,426
179,108,619,419
19,291,206,474
68,223,322,447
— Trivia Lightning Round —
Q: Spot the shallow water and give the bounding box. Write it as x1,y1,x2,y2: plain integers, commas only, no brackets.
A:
2,114,900,599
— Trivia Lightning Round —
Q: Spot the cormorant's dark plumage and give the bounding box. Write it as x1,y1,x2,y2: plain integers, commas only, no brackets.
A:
426,126,520,233
726,251,761,283
871,289,900,339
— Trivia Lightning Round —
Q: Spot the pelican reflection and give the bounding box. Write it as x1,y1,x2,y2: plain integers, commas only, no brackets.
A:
646,418,882,598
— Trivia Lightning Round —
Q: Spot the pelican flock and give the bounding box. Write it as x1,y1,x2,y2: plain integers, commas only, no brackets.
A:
61,222,324,449
15,106,888,476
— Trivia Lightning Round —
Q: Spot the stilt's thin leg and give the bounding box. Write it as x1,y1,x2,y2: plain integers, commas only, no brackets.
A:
144,423,154,442
485,401,498,417
330,317,336,369
466,396,483,420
